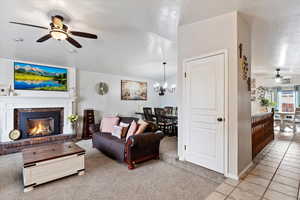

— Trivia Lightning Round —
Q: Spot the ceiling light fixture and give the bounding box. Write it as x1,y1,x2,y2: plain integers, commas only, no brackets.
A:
50,29,68,40
153,62,176,96
275,68,282,83
9,15,98,48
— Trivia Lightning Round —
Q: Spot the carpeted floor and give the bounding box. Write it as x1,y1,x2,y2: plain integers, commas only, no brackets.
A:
0,139,220,200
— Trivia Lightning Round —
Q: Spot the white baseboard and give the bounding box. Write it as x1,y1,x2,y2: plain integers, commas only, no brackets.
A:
238,161,254,179
225,161,254,180
226,173,239,180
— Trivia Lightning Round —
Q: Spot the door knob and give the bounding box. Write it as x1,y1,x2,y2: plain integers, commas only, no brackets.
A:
217,118,223,122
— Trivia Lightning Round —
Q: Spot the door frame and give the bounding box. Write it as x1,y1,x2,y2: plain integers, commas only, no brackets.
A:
182,49,229,176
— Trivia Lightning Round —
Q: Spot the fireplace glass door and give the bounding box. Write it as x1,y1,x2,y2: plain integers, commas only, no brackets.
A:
27,117,54,137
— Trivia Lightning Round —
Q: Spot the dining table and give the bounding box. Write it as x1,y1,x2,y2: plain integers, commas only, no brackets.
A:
275,112,294,131
134,112,178,120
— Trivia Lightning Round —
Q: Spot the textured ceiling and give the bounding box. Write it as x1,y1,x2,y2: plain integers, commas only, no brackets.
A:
1,0,300,81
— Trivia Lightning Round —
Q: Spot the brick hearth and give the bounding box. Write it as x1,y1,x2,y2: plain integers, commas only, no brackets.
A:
0,134,77,155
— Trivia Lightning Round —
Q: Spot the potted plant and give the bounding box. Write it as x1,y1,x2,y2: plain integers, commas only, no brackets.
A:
68,114,79,133
259,98,276,112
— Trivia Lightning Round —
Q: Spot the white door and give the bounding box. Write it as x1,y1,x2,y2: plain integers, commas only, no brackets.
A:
184,53,225,173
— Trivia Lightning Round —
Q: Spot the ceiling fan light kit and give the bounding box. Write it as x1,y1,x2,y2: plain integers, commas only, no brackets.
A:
275,68,282,83
50,29,68,40
10,15,98,48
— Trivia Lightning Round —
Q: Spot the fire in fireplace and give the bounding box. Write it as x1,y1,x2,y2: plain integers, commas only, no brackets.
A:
27,118,54,137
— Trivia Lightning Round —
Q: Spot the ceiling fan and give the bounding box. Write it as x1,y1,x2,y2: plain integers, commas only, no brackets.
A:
274,68,282,83
10,15,98,48
262,68,291,84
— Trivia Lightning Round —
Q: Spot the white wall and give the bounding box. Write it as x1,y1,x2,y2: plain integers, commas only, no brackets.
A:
178,11,252,178
159,75,177,107
237,14,252,174
77,70,161,125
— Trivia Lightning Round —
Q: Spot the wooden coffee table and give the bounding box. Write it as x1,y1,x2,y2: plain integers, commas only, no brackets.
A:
22,142,85,192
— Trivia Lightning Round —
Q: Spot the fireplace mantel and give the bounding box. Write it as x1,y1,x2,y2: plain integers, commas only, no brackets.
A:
0,96,76,142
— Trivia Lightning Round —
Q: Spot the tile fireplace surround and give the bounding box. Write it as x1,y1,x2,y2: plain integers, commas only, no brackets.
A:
0,96,75,143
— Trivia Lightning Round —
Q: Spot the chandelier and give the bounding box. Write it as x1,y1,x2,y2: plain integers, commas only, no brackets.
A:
153,62,176,96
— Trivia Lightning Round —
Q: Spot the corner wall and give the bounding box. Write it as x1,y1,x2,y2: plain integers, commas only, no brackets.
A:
237,13,253,174
178,11,252,178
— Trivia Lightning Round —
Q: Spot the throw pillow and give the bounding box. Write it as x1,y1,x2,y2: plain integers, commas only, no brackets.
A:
100,117,120,133
119,122,130,138
135,119,149,134
112,125,123,139
126,120,138,140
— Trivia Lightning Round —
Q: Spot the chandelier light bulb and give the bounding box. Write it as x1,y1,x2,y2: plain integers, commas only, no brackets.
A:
163,82,168,89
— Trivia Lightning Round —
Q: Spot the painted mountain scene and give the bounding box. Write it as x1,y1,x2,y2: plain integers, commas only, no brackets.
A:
14,62,68,91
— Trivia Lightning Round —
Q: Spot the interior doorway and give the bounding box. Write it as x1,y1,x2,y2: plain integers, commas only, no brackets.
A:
183,51,228,174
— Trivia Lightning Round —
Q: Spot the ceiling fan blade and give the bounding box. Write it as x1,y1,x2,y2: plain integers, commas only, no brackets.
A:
66,37,82,48
70,31,98,39
9,21,48,30
36,34,52,42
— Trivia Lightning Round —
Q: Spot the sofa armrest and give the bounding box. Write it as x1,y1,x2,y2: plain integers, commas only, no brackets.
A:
125,131,164,169
127,132,164,148
89,123,100,134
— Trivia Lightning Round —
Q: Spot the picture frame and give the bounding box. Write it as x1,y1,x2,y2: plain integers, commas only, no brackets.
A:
14,62,68,91
121,80,147,101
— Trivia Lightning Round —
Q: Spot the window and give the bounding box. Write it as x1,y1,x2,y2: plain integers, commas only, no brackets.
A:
278,91,295,112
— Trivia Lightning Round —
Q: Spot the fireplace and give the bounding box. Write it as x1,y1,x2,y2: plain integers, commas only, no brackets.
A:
14,108,64,139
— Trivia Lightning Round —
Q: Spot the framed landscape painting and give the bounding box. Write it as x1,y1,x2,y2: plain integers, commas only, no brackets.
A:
14,62,68,91
121,80,147,100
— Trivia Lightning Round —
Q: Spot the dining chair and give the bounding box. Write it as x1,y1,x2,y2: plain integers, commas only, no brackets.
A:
143,107,155,122
164,106,173,115
293,107,300,132
283,108,300,133
175,107,178,116
154,108,173,136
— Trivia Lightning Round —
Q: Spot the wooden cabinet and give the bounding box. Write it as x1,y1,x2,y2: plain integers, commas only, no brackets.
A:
82,109,95,139
251,112,274,158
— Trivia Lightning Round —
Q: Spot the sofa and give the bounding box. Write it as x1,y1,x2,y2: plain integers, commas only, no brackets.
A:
90,117,164,169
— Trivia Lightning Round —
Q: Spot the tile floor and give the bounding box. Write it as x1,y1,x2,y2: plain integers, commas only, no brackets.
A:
206,131,300,200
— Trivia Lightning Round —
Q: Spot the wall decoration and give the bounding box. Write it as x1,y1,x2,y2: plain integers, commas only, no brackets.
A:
14,62,68,91
250,78,256,100
256,86,267,100
9,129,21,140
239,44,249,81
121,80,147,100
97,82,109,96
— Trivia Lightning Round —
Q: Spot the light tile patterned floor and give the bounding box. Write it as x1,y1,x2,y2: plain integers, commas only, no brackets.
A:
206,131,300,200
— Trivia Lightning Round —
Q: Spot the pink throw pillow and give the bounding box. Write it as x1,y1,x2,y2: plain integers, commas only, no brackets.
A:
100,117,120,133
135,119,149,134
126,120,138,140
